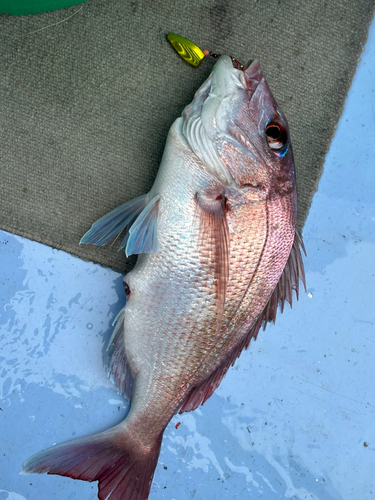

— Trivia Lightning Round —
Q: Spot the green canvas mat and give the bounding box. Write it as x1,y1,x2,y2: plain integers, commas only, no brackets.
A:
1,0,374,272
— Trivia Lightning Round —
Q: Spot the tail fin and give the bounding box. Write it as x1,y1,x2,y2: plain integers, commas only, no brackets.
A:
21,424,162,500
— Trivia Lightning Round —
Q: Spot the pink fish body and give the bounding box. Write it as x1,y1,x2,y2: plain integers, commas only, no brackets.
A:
22,56,305,500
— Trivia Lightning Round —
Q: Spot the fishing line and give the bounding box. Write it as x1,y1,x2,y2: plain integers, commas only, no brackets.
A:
0,4,84,38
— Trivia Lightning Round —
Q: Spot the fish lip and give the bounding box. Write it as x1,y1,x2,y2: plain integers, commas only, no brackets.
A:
242,59,263,90
218,55,243,80
197,78,212,107
243,59,261,78
242,59,254,70
181,73,213,129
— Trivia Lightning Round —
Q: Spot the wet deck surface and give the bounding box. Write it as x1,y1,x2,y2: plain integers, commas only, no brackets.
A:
1,16,374,500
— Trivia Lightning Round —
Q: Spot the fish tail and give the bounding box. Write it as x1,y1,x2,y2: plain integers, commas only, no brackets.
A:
21,423,162,500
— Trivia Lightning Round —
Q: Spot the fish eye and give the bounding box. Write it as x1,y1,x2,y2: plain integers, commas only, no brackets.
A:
265,121,289,156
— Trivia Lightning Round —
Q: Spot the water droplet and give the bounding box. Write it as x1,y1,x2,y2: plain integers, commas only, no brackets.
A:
86,323,93,330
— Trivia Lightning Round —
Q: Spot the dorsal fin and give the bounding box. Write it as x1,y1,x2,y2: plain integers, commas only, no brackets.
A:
179,229,306,414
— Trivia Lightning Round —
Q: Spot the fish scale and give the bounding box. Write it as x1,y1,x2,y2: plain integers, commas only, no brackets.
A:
235,197,296,337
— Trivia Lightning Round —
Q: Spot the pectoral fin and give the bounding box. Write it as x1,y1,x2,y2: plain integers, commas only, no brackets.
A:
196,188,229,328
80,194,148,247
125,195,160,257
80,194,161,257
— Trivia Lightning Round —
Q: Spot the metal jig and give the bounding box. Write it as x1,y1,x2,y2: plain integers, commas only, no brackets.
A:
167,33,244,70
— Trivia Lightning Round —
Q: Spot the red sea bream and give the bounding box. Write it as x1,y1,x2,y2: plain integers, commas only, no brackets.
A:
22,55,305,500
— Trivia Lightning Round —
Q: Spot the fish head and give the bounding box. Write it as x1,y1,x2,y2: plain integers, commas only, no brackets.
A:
182,55,295,197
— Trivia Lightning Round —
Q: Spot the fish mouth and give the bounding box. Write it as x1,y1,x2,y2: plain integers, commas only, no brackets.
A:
180,55,264,188
184,56,262,123
215,55,262,92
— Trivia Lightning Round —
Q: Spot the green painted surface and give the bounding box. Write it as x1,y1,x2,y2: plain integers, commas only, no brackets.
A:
0,0,86,15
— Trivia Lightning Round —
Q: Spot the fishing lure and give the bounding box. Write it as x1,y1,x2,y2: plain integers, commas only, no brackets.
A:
167,32,244,69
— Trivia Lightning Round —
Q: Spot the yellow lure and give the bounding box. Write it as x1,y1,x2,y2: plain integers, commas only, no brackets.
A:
167,33,205,67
